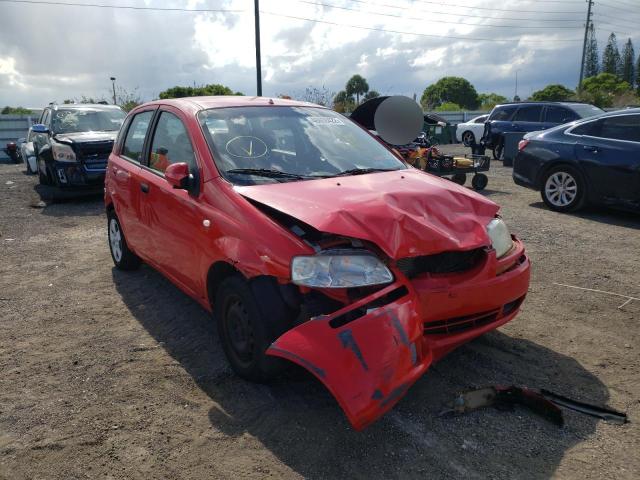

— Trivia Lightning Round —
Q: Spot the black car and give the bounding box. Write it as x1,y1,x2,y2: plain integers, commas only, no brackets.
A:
513,108,640,213
32,103,126,188
483,102,603,160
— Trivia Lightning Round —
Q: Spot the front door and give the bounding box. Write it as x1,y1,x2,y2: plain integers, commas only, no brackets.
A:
137,107,204,294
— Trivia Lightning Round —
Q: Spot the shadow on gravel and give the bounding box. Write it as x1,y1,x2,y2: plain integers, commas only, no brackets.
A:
33,184,103,216
529,201,640,230
114,266,609,479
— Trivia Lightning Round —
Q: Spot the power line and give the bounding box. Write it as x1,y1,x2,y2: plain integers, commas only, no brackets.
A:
260,10,582,43
345,0,584,22
410,0,583,14
298,0,583,29
596,1,640,13
0,0,242,13
599,0,639,7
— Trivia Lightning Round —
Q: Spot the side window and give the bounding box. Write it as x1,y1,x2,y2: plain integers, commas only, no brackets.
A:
149,112,196,174
474,115,488,124
122,111,154,162
570,119,601,136
545,106,578,124
599,115,640,142
513,105,543,122
42,109,51,127
489,106,517,121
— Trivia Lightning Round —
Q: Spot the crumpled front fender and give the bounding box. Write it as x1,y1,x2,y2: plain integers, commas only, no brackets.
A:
266,283,432,430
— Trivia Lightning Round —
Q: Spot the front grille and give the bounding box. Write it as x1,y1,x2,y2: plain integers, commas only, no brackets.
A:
396,248,485,278
423,309,500,335
76,141,113,171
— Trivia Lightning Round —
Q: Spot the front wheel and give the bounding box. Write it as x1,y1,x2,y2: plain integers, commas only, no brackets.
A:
107,210,141,270
461,131,475,147
215,275,293,382
541,166,586,212
493,142,504,161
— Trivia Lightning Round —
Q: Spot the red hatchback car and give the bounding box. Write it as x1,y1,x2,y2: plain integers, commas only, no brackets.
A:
105,96,530,430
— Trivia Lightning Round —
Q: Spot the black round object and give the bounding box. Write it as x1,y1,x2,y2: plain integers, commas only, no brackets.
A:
471,173,488,190
451,173,467,185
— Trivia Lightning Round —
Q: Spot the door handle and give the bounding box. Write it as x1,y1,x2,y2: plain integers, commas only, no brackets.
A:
140,183,149,193
583,145,599,153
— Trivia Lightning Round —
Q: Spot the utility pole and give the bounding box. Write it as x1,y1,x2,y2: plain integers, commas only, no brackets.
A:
254,0,262,96
110,77,117,105
578,0,594,90
514,69,519,101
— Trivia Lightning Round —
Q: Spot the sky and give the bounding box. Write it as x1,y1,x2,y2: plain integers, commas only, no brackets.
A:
1,0,639,108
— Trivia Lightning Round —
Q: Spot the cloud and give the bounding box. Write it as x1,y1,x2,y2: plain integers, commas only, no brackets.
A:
0,0,638,107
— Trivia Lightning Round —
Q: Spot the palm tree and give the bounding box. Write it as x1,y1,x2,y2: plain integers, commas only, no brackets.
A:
345,75,369,105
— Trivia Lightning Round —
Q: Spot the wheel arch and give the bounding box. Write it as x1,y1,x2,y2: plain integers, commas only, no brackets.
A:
206,261,243,309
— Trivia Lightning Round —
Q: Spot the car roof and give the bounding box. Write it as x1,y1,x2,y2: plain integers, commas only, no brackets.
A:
49,103,124,111
136,96,324,114
494,101,594,108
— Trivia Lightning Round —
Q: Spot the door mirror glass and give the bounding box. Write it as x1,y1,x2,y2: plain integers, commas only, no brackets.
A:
32,123,49,134
165,162,191,189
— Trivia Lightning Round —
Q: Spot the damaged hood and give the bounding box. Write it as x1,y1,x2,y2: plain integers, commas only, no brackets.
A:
53,131,117,144
236,169,499,258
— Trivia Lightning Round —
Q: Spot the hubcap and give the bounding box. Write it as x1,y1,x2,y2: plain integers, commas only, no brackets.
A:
225,297,254,365
463,132,473,145
109,218,123,262
545,171,578,207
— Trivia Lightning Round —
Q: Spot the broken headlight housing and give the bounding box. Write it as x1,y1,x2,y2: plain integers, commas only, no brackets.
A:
52,142,76,162
291,250,393,288
486,218,513,259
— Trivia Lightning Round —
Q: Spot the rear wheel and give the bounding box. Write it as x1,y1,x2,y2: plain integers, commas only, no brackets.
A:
216,275,294,382
541,165,586,212
472,173,488,191
461,131,475,146
107,210,141,270
451,173,467,185
493,141,504,161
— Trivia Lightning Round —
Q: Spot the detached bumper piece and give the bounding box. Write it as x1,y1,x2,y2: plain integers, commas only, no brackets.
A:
267,282,431,431
444,386,628,426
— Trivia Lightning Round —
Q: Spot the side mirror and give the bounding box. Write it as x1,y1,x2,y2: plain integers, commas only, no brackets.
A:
165,162,192,189
32,124,49,134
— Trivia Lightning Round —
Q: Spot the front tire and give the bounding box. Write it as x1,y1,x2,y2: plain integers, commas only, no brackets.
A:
493,141,504,161
107,210,141,270
541,165,586,212
461,131,475,147
215,275,294,382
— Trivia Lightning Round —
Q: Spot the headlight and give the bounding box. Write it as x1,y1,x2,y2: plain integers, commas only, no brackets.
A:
52,143,76,162
486,218,513,259
291,251,393,288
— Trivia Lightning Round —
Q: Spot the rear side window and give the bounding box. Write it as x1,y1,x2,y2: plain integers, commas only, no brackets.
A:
489,106,517,121
122,111,154,162
570,120,601,136
513,105,543,122
599,115,640,142
149,112,197,173
473,115,488,123
545,106,578,124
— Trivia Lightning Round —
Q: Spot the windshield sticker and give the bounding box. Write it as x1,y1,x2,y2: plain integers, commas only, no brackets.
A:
308,117,345,126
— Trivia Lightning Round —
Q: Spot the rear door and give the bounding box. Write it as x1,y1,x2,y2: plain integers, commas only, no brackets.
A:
543,105,579,129
136,106,204,294
573,113,640,203
511,105,545,133
109,108,156,251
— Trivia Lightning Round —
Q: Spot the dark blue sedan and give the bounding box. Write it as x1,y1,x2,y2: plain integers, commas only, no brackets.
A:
513,108,640,212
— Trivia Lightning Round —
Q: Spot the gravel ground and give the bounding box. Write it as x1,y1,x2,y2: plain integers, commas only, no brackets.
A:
0,146,638,479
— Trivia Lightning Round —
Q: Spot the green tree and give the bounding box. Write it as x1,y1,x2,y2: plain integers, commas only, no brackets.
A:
158,83,242,99
478,93,508,109
435,102,461,112
363,90,380,101
1,106,32,115
333,90,355,113
530,84,575,102
621,38,635,87
584,23,599,78
421,77,479,110
345,74,369,105
602,33,621,77
579,73,632,107
636,54,640,94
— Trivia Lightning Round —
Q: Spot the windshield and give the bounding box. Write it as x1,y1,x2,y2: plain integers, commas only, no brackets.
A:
198,106,406,185
52,108,126,134
570,104,605,119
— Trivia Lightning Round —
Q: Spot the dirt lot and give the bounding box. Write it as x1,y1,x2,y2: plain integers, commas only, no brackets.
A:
1,146,638,479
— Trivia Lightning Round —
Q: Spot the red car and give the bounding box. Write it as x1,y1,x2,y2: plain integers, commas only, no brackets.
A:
105,96,530,430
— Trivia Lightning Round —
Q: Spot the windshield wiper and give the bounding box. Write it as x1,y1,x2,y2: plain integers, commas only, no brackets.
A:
226,168,310,180
332,167,400,177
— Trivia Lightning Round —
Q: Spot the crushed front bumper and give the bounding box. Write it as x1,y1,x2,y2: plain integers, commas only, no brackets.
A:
267,238,530,430
52,160,106,188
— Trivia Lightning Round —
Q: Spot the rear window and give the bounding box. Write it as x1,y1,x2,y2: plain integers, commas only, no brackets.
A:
489,105,517,121
513,105,543,122
600,114,640,142
569,104,605,119
473,115,488,124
